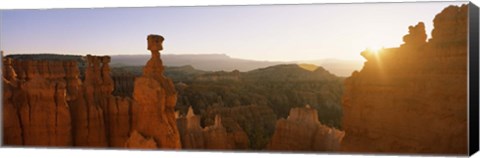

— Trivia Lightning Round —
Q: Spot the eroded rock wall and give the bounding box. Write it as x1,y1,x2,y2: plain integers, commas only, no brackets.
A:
3,59,73,146
2,35,180,149
2,58,23,145
341,5,468,154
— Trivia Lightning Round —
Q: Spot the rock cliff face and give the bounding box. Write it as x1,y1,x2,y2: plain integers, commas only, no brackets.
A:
267,106,344,151
70,55,109,147
341,5,468,154
176,106,249,150
3,59,73,146
112,72,135,97
2,34,180,149
2,58,23,145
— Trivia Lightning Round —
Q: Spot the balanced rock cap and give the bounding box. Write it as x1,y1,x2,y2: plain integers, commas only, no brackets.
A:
147,34,165,51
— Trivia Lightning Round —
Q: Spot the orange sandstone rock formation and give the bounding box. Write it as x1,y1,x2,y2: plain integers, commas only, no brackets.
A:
112,72,136,97
177,106,249,150
70,55,109,147
267,105,345,151
177,106,206,149
200,105,274,149
2,58,23,145
2,34,180,149
124,130,158,149
130,34,181,149
341,5,468,154
202,115,233,149
2,59,73,146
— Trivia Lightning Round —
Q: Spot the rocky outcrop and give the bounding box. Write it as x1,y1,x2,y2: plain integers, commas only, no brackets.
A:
2,34,180,149
67,55,132,147
341,5,468,154
201,115,234,149
5,55,125,147
69,55,109,147
106,96,133,147
112,72,136,97
2,79,23,145
2,58,23,145
200,105,275,149
177,106,249,150
267,106,344,151
124,130,158,149
2,59,73,146
177,107,206,149
130,34,181,149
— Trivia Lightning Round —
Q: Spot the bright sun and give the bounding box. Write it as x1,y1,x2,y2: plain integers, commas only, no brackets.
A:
367,45,384,54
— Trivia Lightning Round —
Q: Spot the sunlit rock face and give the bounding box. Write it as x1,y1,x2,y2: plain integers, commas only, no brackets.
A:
341,5,468,154
267,106,345,151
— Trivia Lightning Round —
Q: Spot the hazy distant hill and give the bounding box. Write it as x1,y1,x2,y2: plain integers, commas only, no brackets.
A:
110,54,283,71
295,59,364,77
110,54,363,77
244,64,339,81
4,53,362,77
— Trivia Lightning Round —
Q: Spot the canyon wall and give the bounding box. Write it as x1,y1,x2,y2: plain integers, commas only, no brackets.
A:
3,59,74,146
2,34,180,149
341,5,468,154
267,105,344,151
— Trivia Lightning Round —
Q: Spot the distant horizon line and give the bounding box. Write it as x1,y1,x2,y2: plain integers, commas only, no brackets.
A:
2,52,366,62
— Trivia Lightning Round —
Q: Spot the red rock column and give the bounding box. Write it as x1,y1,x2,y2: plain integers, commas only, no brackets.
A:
130,34,181,149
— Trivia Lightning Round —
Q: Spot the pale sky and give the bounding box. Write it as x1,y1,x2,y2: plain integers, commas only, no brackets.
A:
0,1,467,61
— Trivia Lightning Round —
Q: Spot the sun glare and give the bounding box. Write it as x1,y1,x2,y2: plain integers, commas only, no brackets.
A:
367,45,384,54
297,63,318,72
